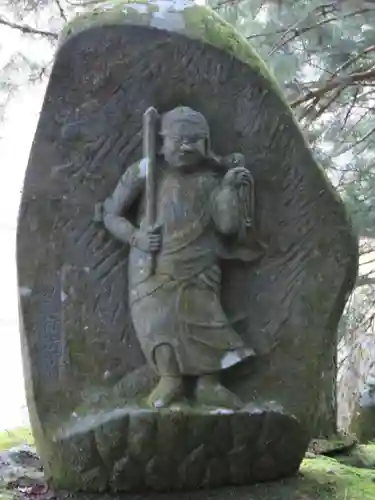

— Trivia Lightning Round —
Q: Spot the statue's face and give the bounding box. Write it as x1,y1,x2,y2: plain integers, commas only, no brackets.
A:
161,132,207,169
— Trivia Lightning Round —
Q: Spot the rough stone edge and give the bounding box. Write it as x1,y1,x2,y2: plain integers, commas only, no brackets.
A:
58,0,285,100
47,404,309,491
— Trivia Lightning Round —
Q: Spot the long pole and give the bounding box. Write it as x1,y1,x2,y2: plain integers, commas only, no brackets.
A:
143,106,159,275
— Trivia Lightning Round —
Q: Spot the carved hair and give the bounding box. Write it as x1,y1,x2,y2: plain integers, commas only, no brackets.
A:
160,106,210,139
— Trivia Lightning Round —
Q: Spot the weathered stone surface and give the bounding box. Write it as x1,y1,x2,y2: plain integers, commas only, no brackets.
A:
45,404,308,491
17,0,357,491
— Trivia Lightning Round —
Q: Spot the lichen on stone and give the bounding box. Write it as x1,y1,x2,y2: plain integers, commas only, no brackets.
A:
59,0,284,100
59,0,156,44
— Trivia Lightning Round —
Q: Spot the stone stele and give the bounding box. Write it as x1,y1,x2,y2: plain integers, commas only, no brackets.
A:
17,0,358,493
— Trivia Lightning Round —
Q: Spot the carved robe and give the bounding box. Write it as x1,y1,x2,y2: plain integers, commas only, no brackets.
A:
104,160,260,375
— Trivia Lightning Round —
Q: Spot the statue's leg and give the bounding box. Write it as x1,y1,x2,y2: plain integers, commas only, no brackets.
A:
154,343,180,376
195,373,243,409
146,343,184,408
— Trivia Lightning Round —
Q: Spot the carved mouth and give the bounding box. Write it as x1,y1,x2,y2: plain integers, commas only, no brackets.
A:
177,150,199,160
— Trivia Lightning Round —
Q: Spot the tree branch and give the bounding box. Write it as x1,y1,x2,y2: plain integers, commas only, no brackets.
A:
336,124,375,156
340,87,359,131
356,276,375,288
247,7,374,41
0,16,58,39
55,0,68,21
268,3,337,56
290,69,375,108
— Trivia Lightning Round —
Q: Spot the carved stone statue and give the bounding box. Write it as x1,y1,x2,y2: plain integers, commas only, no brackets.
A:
102,106,263,409
17,0,358,491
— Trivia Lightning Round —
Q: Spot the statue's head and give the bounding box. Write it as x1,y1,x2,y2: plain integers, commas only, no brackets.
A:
160,106,210,168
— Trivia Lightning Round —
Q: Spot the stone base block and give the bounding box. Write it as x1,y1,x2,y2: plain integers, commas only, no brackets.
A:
49,403,309,492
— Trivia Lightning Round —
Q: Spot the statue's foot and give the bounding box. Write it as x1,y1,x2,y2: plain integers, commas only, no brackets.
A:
195,375,243,409
146,376,184,409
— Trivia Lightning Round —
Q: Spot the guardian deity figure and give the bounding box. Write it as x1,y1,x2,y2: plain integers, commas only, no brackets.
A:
103,106,264,408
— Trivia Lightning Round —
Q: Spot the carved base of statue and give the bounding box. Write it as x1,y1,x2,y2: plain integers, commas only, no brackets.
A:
49,401,309,492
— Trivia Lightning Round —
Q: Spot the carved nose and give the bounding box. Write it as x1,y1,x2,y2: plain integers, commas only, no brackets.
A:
180,143,194,152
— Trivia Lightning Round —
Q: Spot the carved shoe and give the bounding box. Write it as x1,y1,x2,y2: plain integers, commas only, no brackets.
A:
146,376,184,409
195,375,243,409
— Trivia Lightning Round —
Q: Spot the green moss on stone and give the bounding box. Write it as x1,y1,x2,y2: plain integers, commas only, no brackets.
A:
334,443,375,469
59,0,285,101
181,6,277,87
299,453,375,500
60,0,156,44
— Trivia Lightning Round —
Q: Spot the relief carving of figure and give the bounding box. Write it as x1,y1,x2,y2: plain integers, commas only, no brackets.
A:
102,106,265,409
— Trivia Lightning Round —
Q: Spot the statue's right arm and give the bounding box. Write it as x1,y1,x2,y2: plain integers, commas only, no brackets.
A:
102,160,146,244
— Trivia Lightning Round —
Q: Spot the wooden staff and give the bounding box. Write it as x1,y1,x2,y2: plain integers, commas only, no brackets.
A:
143,106,159,275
